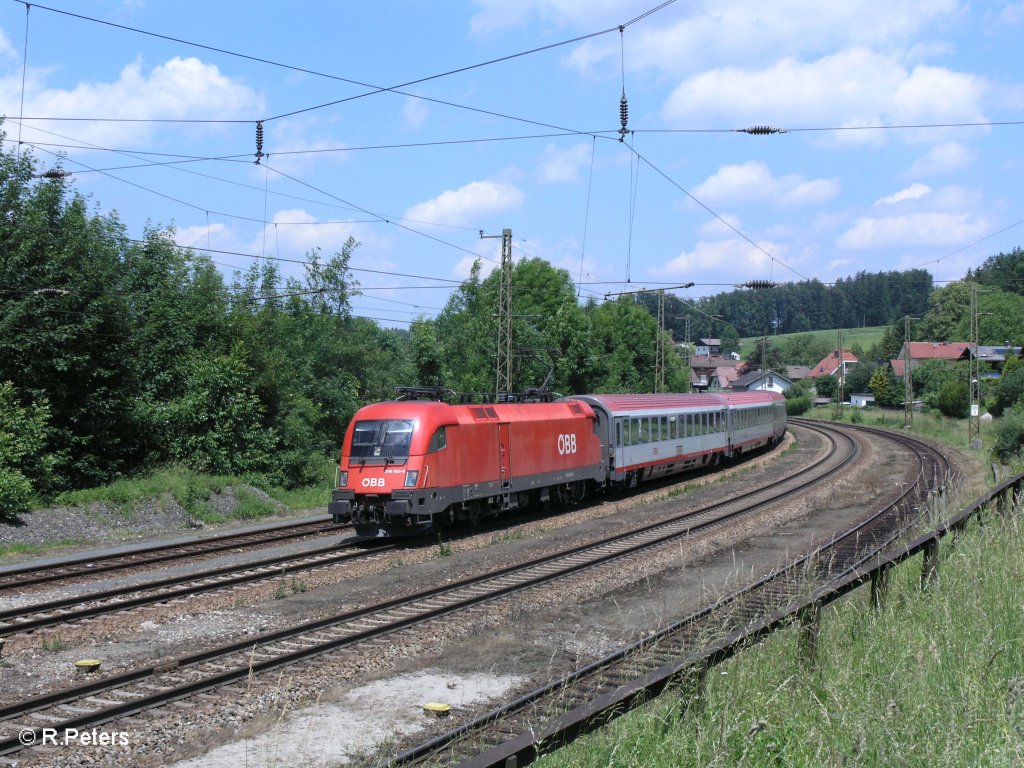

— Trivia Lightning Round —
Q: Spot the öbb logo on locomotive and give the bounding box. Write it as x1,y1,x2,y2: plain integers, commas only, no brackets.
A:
328,391,787,539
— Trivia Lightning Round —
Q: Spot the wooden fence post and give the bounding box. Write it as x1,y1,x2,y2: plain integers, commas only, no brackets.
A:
870,566,889,611
798,601,821,667
684,659,710,717
921,537,940,589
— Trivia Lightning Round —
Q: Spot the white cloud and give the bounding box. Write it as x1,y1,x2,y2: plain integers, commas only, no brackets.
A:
1000,1,1024,23
1,56,264,148
451,254,491,280
0,28,15,60
173,222,230,250
698,213,743,237
875,183,931,205
469,0,627,36
657,238,779,278
836,211,990,249
661,48,986,139
402,96,429,130
692,161,839,206
829,257,853,269
537,142,592,183
907,141,975,176
566,0,963,77
404,180,523,226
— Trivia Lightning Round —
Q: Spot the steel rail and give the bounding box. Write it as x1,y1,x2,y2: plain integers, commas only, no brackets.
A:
0,539,394,637
0,422,853,757
0,516,337,591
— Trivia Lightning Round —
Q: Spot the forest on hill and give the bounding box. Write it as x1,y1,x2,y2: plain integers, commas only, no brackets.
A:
3,137,1024,513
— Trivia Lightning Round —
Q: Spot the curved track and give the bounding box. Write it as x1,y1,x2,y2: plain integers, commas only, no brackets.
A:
0,421,857,758
390,421,955,768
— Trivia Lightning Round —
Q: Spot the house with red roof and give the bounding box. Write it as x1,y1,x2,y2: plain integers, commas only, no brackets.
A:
809,349,859,379
890,341,970,377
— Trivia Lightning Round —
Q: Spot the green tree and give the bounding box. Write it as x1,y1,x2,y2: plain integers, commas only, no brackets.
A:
814,375,838,401
845,363,875,396
993,365,1024,417
0,143,138,488
0,382,56,517
869,368,894,407
720,325,740,356
993,408,1024,461
745,338,786,372
935,379,970,418
146,350,278,477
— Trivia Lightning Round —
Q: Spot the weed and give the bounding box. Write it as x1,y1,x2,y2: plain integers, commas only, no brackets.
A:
491,529,526,544
233,487,277,520
272,581,288,600
436,536,453,557
41,634,66,652
290,577,308,594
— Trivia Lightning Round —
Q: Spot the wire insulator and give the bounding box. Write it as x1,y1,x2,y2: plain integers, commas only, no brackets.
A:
737,125,787,135
618,93,629,142
255,121,265,164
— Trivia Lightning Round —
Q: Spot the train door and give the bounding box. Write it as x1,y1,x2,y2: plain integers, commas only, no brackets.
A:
498,422,512,489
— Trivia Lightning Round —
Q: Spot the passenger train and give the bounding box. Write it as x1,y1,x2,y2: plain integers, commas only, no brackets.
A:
329,390,786,538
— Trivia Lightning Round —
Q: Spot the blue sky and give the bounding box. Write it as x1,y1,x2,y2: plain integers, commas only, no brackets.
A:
1,0,1022,328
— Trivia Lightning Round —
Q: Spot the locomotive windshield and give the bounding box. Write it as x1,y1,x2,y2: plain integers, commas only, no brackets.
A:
350,419,414,462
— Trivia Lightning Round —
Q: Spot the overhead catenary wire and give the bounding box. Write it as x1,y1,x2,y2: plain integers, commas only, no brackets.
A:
8,4,1021,311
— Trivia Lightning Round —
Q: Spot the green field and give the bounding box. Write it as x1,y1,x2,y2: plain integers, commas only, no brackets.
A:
738,326,887,360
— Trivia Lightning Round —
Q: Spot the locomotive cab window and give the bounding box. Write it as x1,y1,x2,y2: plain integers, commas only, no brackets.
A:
351,419,415,461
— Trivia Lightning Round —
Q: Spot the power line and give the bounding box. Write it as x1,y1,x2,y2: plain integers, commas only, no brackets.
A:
629,147,811,283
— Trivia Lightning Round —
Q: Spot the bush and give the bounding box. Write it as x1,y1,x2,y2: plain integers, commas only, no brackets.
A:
935,379,970,419
993,409,1024,461
785,396,811,416
0,382,57,516
992,365,1024,417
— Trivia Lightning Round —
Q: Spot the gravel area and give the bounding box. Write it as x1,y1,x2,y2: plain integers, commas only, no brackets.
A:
0,425,961,768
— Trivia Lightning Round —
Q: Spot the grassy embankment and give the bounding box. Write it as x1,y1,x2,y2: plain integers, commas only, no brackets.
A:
738,326,887,360
54,463,336,523
541,409,1023,766
540,503,1024,767
0,458,337,560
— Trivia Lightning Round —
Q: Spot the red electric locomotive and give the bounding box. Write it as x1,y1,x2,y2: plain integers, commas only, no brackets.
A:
329,396,604,537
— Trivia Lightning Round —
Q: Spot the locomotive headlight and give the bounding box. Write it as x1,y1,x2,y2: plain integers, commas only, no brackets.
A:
404,470,419,488
336,469,348,488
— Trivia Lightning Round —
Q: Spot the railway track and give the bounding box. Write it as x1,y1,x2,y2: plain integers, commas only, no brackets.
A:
0,421,858,758
0,516,339,592
0,537,396,638
390,421,953,768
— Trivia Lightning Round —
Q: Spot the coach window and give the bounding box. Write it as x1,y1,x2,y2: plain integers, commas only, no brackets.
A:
615,419,622,447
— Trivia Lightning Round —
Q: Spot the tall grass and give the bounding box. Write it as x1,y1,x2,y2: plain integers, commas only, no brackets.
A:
541,505,1024,767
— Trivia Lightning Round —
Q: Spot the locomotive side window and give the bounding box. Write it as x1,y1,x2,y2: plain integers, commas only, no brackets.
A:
427,426,447,453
